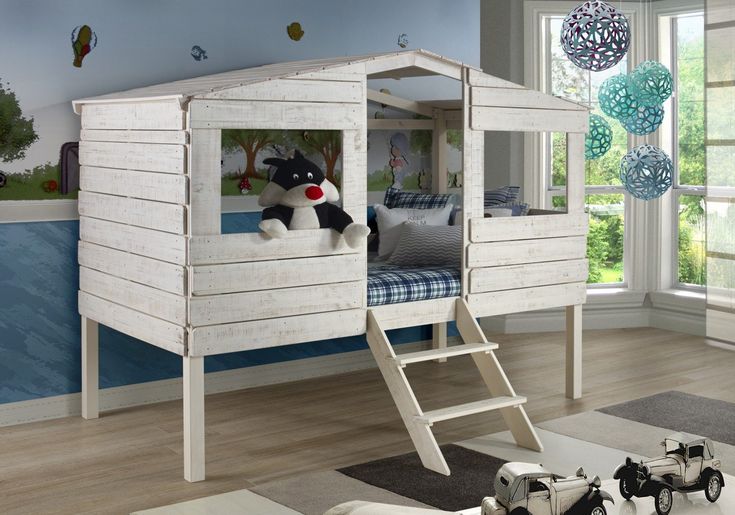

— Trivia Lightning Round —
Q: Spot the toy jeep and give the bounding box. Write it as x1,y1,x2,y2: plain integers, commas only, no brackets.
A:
482,462,614,515
614,432,724,515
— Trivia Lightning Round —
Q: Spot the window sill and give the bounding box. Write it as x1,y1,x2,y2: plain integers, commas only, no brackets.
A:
650,288,706,314
586,287,647,308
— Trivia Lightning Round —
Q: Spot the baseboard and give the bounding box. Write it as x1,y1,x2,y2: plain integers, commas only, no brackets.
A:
0,340,430,428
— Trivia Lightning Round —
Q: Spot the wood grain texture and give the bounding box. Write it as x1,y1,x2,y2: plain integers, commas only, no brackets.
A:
81,316,99,420
189,129,222,236
471,86,586,111
471,106,589,133
468,282,587,318
189,309,366,356
470,213,588,243
191,254,364,295
79,217,187,265
0,328,728,514
79,141,186,174
204,79,364,103
469,259,589,294
78,192,186,234
370,297,458,330
189,281,363,326
189,230,359,265
183,356,205,482
78,292,185,355
80,166,188,205
80,129,188,145
80,100,185,130
78,241,186,296
467,236,587,268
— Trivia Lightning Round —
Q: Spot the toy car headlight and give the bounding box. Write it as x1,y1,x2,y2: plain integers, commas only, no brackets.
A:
713,460,721,469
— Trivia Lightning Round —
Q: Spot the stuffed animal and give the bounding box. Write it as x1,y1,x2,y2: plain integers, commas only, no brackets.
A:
258,150,370,249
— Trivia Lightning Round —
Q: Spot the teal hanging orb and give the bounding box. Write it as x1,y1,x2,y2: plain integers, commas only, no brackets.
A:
560,1,630,71
585,114,613,160
598,74,639,120
621,104,664,135
629,61,673,106
619,144,673,200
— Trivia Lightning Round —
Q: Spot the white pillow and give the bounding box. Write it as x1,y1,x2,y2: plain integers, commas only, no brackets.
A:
374,204,453,258
484,207,513,218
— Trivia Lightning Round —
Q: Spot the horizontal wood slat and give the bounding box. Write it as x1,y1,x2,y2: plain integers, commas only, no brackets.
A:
79,141,185,174
471,87,586,111
467,282,587,318
471,106,589,133
189,100,363,130
189,229,360,265
80,129,188,145
469,259,588,294
80,166,188,204
78,292,185,355
370,297,458,330
203,79,363,103
80,267,187,325
191,253,365,295
189,309,366,356
78,241,186,296
78,192,186,234
190,281,363,326
467,236,587,268
79,217,187,265
79,100,185,130
466,68,525,89
470,213,588,243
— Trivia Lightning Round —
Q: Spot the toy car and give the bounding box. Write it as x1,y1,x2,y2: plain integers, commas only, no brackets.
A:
613,432,724,515
482,462,614,515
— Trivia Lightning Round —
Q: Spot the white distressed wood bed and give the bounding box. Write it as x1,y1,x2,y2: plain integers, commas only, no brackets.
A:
72,50,589,482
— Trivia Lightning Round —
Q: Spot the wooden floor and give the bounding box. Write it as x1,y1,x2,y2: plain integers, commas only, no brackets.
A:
2,328,734,515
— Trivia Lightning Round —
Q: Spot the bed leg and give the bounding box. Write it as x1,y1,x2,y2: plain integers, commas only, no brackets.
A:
565,305,582,400
432,322,447,363
184,355,205,482
81,316,99,420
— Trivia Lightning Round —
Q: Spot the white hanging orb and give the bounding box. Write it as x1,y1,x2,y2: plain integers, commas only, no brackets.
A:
560,1,631,71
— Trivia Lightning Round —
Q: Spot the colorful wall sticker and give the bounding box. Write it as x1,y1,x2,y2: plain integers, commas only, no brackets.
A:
287,22,304,41
71,25,97,68
190,45,208,61
397,33,409,48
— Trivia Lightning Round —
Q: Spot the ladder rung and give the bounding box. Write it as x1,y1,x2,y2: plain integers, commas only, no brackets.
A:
393,342,499,366
416,396,526,425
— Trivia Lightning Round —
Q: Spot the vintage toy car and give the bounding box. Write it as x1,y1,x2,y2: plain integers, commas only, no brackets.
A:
482,462,614,515
613,432,724,515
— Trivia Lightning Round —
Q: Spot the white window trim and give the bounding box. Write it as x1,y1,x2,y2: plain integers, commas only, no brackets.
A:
524,0,705,299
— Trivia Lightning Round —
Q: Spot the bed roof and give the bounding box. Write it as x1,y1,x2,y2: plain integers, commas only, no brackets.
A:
72,49,586,113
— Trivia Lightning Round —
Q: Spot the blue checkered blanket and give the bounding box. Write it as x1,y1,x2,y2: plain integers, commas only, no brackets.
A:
367,265,461,307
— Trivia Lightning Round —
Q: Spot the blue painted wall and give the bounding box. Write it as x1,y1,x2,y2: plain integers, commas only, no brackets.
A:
0,213,458,404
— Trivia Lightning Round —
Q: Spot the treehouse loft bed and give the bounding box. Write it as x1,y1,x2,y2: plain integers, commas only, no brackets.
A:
72,49,589,482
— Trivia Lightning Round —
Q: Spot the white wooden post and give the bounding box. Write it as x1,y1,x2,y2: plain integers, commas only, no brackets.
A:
432,109,449,360
183,355,205,482
81,316,99,420
565,132,585,399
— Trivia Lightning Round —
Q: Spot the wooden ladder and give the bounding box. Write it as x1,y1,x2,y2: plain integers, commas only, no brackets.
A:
366,298,543,475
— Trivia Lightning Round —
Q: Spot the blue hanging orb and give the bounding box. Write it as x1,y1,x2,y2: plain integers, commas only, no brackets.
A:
585,114,613,160
560,1,630,71
629,61,673,106
621,104,665,135
620,144,673,200
598,74,639,120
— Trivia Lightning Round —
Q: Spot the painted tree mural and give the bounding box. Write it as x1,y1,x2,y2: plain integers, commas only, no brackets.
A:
0,81,38,163
299,130,341,186
221,129,276,179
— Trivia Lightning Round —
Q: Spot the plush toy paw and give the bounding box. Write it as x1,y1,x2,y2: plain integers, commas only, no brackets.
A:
342,223,371,249
259,219,288,238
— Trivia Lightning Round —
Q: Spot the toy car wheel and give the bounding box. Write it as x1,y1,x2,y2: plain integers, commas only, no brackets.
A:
705,472,722,502
619,474,636,500
654,485,673,515
589,504,606,515
509,509,529,515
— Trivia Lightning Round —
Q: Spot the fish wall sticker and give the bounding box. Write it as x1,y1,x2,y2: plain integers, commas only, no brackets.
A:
71,25,97,68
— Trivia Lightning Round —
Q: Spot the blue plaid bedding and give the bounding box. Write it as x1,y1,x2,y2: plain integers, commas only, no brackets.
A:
367,265,461,307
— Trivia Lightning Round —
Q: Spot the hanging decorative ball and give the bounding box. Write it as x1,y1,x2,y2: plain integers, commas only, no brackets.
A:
629,61,673,106
619,144,673,200
585,114,613,160
621,104,665,135
598,74,639,120
560,1,630,71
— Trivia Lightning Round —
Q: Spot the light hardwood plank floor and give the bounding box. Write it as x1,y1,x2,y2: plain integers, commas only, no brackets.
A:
1,328,733,514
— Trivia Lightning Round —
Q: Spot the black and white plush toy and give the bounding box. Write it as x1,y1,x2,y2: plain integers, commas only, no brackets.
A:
258,151,370,248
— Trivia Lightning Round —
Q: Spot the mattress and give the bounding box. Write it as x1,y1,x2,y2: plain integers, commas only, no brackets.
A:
367,264,461,307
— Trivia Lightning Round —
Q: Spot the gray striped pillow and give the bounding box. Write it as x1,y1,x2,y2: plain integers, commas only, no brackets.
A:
387,223,462,267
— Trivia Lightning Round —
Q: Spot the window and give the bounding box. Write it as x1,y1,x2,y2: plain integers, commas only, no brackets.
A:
670,13,706,288
544,16,629,285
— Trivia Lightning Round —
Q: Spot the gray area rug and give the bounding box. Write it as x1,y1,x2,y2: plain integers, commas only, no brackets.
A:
337,444,506,512
598,390,735,446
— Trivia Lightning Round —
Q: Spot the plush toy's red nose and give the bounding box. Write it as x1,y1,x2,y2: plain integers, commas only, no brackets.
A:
305,186,323,200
